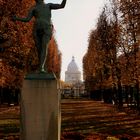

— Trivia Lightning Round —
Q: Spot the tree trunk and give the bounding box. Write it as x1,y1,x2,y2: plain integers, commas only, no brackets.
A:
136,80,139,110
118,80,123,108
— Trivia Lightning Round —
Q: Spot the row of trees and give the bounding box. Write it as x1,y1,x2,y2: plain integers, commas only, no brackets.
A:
0,0,62,105
0,0,62,89
83,0,140,109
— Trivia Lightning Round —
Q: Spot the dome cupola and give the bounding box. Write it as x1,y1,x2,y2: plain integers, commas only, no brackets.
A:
67,56,79,72
65,56,81,83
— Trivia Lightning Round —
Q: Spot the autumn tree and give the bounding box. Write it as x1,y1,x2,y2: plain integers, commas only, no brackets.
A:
119,0,140,109
83,30,100,94
94,4,122,104
0,0,62,90
47,36,62,79
83,1,124,105
0,0,35,89
83,0,140,109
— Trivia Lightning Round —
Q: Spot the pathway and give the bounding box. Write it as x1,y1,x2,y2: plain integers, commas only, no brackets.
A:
61,99,140,137
1,99,140,139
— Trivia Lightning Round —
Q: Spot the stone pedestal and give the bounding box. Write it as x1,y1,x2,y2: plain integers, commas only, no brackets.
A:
20,73,61,140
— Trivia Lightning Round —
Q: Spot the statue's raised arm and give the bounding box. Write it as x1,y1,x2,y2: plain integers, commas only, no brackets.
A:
49,0,67,10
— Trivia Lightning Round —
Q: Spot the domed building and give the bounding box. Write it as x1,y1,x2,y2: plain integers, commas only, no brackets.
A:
65,56,81,84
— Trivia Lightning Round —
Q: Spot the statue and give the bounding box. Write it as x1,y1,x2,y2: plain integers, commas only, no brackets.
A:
13,0,67,73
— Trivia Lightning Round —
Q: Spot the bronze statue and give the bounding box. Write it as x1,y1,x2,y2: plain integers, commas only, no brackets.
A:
13,0,67,73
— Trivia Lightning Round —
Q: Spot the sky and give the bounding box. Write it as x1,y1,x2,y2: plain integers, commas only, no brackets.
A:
45,0,105,81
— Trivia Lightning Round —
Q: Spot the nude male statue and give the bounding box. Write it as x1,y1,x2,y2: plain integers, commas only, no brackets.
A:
13,0,67,73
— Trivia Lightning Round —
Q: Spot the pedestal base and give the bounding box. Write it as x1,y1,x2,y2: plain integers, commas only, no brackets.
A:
21,73,61,140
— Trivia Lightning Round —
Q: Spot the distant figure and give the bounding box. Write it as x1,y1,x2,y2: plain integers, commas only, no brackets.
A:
13,0,67,73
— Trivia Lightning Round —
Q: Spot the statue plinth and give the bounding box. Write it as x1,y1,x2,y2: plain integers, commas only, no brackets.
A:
21,73,61,140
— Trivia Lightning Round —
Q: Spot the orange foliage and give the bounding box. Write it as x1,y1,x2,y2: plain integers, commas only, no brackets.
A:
0,0,35,88
47,36,62,78
0,0,61,88
83,0,140,92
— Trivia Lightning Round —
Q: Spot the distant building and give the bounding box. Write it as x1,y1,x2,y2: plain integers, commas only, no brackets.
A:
65,56,81,84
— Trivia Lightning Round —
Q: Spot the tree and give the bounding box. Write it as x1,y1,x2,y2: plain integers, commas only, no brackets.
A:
119,0,140,109
83,0,140,109
0,0,35,89
0,0,62,89
47,36,62,79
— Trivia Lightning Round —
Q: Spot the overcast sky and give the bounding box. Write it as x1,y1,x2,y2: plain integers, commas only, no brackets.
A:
45,0,105,80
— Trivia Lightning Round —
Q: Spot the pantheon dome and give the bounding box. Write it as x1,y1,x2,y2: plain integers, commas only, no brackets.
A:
65,56,81,84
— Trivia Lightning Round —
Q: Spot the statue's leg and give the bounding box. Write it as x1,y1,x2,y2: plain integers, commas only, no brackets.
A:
33,29,42,71
40,34,51,72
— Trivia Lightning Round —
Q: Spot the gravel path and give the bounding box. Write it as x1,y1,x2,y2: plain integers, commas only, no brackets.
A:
61,99,140,137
